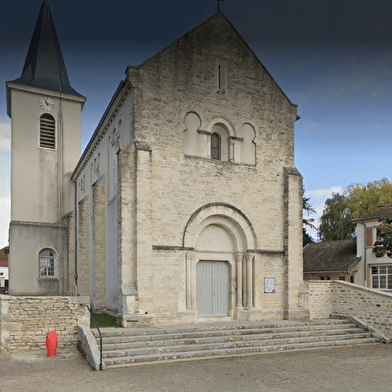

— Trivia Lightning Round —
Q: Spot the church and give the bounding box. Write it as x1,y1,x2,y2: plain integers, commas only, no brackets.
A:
6,1,307,326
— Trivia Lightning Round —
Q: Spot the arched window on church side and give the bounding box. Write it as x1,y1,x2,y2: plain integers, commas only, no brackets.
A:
211,133,221,160
39,113,55,149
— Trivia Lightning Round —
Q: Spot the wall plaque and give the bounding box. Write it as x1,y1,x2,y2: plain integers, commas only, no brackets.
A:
264,277,276,293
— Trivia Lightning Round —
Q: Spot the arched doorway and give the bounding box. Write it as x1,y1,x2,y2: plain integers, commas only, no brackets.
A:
196,224,234,316
183,203,257,319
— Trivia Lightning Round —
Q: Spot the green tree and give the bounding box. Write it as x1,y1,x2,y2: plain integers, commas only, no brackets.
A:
373,218,392,258
303,190,316,246
347,178,392,218
319,193,355,241
319,178,392,242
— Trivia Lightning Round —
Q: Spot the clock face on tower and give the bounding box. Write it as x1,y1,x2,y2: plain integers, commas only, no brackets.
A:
40,97,55,111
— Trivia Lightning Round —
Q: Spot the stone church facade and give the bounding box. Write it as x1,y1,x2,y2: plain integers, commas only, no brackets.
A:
7,1,307,326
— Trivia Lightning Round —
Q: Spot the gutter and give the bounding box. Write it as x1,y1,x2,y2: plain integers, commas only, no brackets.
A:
347,256,362,273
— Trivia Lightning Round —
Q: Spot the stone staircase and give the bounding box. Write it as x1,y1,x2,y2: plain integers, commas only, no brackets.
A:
92,318,379,369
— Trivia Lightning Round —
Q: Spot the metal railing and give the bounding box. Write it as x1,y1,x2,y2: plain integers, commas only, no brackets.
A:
85,305,103,371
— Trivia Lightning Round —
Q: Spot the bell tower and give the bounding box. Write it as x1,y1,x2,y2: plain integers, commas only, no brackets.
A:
6,0,85,295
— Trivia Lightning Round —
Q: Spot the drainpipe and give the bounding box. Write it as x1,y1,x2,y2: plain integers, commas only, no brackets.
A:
358,222,367,284
74,180,78,294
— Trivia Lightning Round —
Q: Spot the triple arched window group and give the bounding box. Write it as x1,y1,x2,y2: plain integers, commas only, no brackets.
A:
183,112,256,165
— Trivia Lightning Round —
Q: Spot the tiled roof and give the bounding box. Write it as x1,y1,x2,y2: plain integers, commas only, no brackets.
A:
352,205,392,222
303,239,359,273
0,247,9,267
8,1,83,97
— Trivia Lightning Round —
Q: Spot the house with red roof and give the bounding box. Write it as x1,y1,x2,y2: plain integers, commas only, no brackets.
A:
303,239,360,283
0,246,9,292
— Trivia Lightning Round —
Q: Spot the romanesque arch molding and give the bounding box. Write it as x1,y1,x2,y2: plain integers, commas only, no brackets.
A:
206,115,236,137
183,203,257,250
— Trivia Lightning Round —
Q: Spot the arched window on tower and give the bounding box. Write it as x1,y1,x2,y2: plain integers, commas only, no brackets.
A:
211,133,221,160
40,113,55,149
39,248,56,277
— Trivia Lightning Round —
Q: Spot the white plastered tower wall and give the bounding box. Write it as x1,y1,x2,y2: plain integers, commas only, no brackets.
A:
6,1,85,296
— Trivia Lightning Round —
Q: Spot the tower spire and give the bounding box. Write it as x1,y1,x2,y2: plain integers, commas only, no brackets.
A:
9,0,82,96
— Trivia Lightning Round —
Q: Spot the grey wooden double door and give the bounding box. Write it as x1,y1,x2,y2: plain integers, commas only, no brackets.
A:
197,260,230,316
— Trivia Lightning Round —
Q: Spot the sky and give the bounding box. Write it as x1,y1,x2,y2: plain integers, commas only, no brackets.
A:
1,0,392,247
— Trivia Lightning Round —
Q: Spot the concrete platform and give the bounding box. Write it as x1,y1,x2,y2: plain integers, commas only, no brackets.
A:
1,343,391,391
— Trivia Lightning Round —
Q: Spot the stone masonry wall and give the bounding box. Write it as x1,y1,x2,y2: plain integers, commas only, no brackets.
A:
130,13,298,252
123,13,301,320
78,196,90,297
332,281,392,341
308,280,392,341
92,177,106,310
307,281,334,319
0,295,90,353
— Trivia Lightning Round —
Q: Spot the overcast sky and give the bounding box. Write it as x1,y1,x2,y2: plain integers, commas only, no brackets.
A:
1,0,392,247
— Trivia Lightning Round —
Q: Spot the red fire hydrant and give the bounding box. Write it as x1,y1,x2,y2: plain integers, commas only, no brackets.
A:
45,331,57,357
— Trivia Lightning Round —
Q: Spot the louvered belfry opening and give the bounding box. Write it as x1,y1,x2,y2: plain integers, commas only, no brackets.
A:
40,113,55,149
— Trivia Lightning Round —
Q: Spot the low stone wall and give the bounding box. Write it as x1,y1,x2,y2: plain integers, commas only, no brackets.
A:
308,281,392,341
0,295,90,353
307,281,334,319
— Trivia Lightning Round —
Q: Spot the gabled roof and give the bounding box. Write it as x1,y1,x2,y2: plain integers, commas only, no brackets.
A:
133,12,297,108
0,247,9,267
353,205,392,223
303,239,360,273
72,11,297,181
7,0,82,97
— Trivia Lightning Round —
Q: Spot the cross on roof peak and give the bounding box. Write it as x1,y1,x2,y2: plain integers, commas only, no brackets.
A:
218,0,224,12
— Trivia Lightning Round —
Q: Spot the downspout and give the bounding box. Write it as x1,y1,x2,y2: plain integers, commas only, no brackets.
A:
74,180,78,295
358,222,367,284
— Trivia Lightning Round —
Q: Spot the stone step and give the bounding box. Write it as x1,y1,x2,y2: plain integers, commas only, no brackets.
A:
92,319,352,338
100,327,366,351
103,337,379,368
94,323,358,345
86,319,379,369
102,332,374,359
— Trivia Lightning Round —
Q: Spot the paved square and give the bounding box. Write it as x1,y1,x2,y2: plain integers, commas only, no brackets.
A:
1,344,391,392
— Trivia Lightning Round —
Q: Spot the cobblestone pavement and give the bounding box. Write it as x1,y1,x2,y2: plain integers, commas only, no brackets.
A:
1,344,391,392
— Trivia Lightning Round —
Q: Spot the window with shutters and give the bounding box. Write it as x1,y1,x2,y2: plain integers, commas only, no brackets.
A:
39,114,55,149
365,227,373,248
39,248,56,278
211,133,221,160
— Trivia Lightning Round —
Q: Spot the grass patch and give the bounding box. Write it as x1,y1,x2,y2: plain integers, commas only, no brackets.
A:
77,340,86,358
90,312,122,328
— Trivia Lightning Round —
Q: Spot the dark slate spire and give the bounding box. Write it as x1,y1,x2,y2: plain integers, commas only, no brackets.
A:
10,0,82,96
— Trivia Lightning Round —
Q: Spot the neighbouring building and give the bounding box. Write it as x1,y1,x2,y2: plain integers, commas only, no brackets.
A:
0,247,9,292
303,239,360,283
6,1,307,325
353,205,392,291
